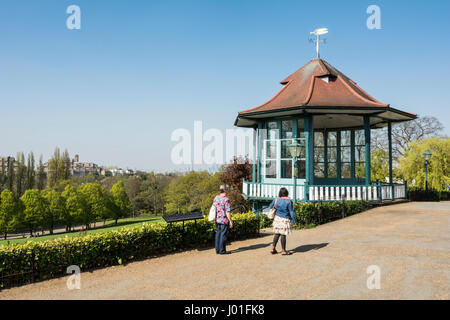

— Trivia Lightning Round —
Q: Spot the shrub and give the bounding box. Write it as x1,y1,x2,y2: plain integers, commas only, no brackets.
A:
407,188,440,201
258,201,371,230
0,212,260,289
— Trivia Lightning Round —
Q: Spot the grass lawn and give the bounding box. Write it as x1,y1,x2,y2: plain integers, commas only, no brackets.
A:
0,215,165,246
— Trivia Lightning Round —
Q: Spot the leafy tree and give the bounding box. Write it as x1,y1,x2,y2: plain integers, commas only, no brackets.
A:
20,189,48,236
25,152,36,190
78,183,109,229
165,171,223,214
110,180,132,224
399,137,450,191
0,190,19,239
36,155,46,191
15,152,26,197
62,185,85,232
369,149,400,183
7,157,14,192
44,190,66,235
0,158,6,190
48,147,71,188
372,116,445,161
220,156,253,211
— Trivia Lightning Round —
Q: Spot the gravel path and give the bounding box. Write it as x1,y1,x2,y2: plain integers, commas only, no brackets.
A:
1,202,449,300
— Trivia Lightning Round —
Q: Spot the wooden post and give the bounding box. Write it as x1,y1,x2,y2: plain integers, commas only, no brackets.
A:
257,122,263,183
388,121,394,199
364,116,371,200
304,115,314,201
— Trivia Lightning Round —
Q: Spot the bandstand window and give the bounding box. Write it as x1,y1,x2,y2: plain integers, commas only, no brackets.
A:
327,131,337,178
340,130,351,178
281,120,293,178
355,129,365,179
265,121,278,179
314,132,325,178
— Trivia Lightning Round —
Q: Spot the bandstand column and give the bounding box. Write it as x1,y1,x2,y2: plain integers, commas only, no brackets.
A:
305,115,314,201
364,116,371,198
388,120,394,199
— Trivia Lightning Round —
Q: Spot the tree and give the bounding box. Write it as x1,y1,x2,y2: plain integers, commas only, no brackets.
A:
372,116,445,161
0,190,19,239
0,158,6,190
48,147,71,188
20,189,48,236
399,137,450,191
369,149,400,183
44,190,66,235
78,183,109,229
7,157,14,192
36,155,46,191
220,156,253,211
110,180,132,224
15,152,26,197
62,185,85,232
25,152,36,190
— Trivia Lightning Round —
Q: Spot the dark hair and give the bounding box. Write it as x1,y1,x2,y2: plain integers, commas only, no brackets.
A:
278,187,289,198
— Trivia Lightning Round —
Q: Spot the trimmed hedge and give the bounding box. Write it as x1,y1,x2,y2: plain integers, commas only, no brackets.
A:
0,213,260,289
259,201,372,229
407,188,441,201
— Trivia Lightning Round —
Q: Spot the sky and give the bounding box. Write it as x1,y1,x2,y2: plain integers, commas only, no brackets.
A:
0,0,449,172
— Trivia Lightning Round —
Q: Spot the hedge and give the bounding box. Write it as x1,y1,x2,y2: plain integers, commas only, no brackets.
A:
259,201,372,229
0,212,260,289
407,188,450,202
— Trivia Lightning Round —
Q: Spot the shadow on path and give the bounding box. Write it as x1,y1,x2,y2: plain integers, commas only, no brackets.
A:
230,242,273,254
291,243,329,253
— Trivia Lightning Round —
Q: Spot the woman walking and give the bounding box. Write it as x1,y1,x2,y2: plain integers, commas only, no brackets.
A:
269,187,297,255
213,185,233,255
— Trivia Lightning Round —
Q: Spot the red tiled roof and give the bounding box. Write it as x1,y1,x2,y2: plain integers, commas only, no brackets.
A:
239,58,389,115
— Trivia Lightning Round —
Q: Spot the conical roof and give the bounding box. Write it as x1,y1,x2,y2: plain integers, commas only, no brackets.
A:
235,58,416,129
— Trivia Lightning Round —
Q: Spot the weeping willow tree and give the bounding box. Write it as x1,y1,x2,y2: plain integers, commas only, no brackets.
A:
399,138,450,191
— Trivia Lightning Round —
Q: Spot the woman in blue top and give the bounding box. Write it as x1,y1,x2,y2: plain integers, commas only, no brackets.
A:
269,187,297,255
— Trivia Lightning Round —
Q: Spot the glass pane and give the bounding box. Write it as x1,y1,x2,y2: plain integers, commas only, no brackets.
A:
281,140,291,158
267,121,278,140
266,140,277,159
314,147,324,163
314,163,325,178
341,163,351,178
341,130,351,146
355,146,365,162
281,120,293,139
297,119,305,139
327,147,337,163
327,131,337,146
341,146,351,162
328,163,337,178
265,160,277,179
314,132,324,147
295,160,306,179
356,162,365,179
281,160,292,179
355,129,365,146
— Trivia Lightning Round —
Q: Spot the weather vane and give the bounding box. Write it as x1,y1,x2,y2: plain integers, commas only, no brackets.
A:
309,28,328,59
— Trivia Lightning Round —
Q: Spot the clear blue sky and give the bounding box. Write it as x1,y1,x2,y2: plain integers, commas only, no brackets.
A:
1,0,449,172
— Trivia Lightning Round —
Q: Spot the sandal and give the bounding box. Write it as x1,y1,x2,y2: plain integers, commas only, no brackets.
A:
270,249,278,255
281,251,291,256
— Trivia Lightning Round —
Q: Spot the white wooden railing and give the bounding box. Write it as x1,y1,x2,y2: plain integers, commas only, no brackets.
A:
242,180,407,202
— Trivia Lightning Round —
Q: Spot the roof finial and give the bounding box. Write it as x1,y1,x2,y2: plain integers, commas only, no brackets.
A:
310,28,328,59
